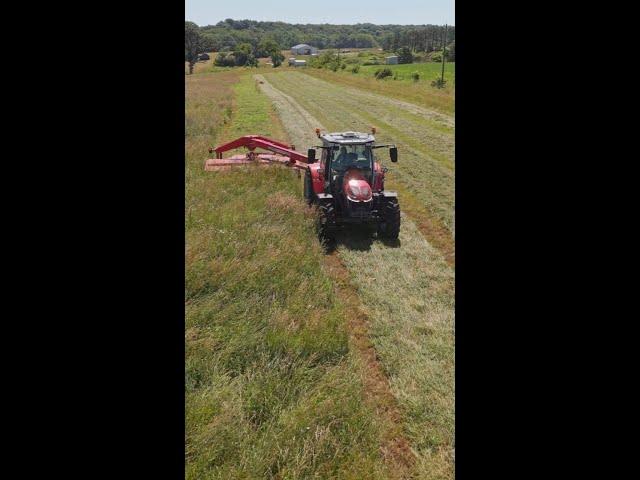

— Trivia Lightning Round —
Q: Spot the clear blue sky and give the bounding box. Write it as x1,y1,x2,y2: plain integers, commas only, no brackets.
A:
185,0,454,26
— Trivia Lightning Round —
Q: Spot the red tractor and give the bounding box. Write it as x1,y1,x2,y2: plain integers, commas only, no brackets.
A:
304,130,400,241
205,129,400,242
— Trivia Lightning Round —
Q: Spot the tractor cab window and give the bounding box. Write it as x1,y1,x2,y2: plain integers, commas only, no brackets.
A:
330,144,372,172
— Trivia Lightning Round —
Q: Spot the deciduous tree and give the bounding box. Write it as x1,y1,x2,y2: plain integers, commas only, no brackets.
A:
185,21,204,74
233,43,253,66
397,46,413,64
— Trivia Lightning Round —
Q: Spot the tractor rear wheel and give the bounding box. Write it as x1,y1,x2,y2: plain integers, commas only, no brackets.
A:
379,198,401,239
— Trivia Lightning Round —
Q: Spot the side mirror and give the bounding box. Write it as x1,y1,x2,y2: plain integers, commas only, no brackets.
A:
307,148,316,163
390,147,398,163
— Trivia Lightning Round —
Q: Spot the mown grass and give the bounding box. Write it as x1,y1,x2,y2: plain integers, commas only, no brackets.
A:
336,221,455,480
302,67,454,116
186,71,390,479
262,72,455,233
255,72,455,478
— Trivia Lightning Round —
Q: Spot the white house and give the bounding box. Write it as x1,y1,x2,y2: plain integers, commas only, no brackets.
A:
291,44,318,55
385,55,399,65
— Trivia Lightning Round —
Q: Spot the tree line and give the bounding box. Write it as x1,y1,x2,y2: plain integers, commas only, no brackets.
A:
185,20,455,73
193,19,454,54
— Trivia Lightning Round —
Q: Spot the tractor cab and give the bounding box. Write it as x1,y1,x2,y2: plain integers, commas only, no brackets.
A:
320,132,376,195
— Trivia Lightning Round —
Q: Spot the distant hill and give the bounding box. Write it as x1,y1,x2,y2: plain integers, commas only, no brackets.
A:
194,18,455,54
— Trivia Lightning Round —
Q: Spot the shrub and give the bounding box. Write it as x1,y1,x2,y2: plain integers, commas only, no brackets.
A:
309,50,342,71
431,51,443,63
431,77,447,88
214,52,235,67
350,65,360,73
233,43,253,66
245,54,258,67
344,57,360,64
447,41,455,61
340,63,346,70
411,71,420,81
270,50,284,67
374,68,393,80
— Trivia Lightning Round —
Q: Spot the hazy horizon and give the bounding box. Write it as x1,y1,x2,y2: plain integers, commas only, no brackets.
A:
186,0,455,26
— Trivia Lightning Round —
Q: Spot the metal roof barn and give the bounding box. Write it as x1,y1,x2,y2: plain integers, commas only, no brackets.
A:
291,44,318,55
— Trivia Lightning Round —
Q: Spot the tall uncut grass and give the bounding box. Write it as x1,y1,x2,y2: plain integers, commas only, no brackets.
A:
185,72,390,479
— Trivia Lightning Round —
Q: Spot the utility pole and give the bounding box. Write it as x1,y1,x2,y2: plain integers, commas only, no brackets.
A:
441,24,448,85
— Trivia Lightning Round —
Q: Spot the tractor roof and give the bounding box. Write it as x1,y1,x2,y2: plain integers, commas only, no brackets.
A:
321,132,375,144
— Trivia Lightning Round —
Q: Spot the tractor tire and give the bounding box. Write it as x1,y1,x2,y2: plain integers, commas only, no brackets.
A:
379,198,401,239
316,203,336,248
303,169,314,205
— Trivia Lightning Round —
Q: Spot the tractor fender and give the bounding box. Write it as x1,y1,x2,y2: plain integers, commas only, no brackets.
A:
308,163,325,194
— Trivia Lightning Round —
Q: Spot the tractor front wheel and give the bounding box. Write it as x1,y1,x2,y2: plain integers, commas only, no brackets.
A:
316,203,336,249
379,198,401,239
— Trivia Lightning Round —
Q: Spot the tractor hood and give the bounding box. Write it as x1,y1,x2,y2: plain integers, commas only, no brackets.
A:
343,169,372,202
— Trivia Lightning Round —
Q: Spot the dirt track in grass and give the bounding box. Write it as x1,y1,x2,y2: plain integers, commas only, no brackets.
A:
256,72,455,479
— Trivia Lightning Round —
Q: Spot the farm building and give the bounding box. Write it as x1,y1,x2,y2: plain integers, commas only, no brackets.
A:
385,55,398,65
291,44,318,55
288,58,307,67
